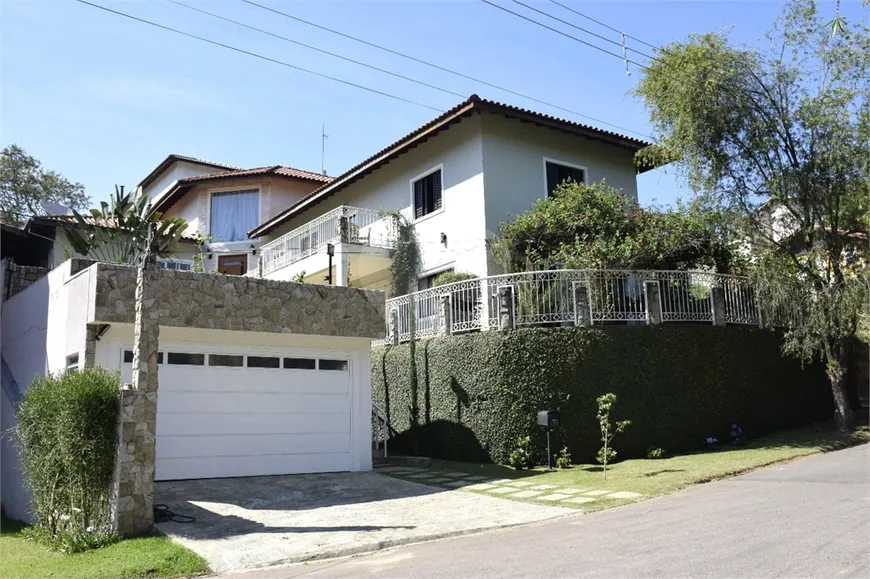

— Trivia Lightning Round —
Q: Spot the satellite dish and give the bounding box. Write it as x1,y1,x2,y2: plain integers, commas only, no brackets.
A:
40,201,71,216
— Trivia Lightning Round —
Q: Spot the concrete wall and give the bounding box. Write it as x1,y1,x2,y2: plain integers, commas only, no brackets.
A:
480,113,639,238
50,229,199,271
143,160,229,201
265,117,489,280
0,259,96,521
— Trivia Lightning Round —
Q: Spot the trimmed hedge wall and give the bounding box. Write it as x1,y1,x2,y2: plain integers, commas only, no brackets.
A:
372,326,831,464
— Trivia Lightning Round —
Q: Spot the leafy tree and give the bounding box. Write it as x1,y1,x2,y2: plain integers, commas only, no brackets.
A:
634,0,869,431
64,186,189,264
596,393,631,480
490,180,742,273
0,144,90,227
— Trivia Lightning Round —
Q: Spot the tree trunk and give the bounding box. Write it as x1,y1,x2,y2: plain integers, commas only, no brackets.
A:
826,346,854,433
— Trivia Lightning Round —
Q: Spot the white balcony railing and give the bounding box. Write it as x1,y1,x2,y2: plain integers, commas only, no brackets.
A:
378,269,773,344
258,206,393,276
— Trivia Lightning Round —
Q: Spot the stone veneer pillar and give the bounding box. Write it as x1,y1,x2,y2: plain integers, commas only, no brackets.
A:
498,285,515,331
110,264,159,537
644,281,663,325
573,283,592,327
438,294,452,336
711,286,727,327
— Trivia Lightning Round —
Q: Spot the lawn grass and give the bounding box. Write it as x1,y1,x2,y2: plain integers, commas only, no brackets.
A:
428,423,870,512
0,516,210,579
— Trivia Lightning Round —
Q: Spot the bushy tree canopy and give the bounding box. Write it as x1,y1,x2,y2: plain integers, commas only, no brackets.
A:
634,0,869,431
490,180,742,274
0,144,89,227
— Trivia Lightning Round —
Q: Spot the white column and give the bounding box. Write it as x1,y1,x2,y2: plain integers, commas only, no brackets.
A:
335,248,350,286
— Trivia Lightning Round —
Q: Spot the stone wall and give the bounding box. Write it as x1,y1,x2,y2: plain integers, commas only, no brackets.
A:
91,263,386,339
4,262,50,300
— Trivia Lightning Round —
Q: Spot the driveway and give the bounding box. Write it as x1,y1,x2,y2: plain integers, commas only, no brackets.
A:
222,444,870,578
155,469,574,573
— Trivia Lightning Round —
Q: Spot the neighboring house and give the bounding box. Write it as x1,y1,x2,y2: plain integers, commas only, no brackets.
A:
250,95,653,292
143,155,332,275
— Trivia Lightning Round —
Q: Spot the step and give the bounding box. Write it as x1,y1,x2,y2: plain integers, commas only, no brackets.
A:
373,454,431,469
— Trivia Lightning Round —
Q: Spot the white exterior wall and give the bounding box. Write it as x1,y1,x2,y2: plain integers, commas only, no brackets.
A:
0,260,96,521
144,161,229,201
480,114,639,247
265,117,489,280
49,229,198,270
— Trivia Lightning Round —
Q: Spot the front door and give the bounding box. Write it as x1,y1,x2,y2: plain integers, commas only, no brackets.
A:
218,254,247,276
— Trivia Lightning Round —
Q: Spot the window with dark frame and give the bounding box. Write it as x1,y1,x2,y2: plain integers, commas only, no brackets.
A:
166,352,205,366
123,350,163,364
209,354,244,367
284,357,316,370
248,356,280,369
319,359,348,371
413,169,442,219
545,161,586,197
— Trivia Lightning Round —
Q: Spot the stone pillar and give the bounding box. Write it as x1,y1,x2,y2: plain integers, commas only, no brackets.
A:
711,286,727,327
498,285,515,331
644,281,663,325
339,216,349,243
110,264,158,537
84,325,99,368
390,308,400,345
438,294,452,336
335,249,350,287
479,278,491,331
573,283,592,326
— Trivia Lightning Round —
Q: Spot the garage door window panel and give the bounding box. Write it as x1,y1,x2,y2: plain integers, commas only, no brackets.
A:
248,356,280,369
284,357,316,370
124,350,163,364
319,359,348,371
167,352,205,366
209,354,244,367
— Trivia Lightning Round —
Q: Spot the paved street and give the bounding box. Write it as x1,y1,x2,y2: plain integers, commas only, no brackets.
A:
224,444,870,579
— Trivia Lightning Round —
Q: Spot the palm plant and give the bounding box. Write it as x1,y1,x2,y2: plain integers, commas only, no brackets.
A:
64,186,189,264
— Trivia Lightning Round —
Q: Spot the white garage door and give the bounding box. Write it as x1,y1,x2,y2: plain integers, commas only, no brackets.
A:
120,344,353,481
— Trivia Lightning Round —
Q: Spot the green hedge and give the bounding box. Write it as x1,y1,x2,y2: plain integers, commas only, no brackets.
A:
372,326,831,464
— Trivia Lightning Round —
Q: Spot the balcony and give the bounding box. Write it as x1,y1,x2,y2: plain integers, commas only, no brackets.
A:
258,206,395,282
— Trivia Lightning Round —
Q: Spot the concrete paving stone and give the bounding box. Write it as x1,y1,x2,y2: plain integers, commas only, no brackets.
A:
155,472,574,573
505,481,536,488
406,473,437,479
464,476,493,482
581,490,611,496
529,484,558,490
538,493,573,501
607,491,643,499
373,467,415,473
488,487,520,495
564,496,597,505
444,472,471,477
510,490,544,499
559,488,588,494
425,478,453,484
444,480,476,488
490,479,513,484
466,483,497,491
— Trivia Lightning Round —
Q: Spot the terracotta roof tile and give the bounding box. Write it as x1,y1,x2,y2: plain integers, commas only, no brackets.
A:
138,154,243,188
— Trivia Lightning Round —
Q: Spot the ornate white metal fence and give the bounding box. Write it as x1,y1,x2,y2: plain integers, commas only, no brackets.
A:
379,269,766,344
258,206,391,275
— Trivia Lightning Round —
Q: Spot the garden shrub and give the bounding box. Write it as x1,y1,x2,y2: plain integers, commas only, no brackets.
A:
13,367,121,552
507,436,534,470
372,325,831,464
432,271,478,287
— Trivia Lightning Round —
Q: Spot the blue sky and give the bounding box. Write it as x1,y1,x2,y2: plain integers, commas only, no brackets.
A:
1,0,859,210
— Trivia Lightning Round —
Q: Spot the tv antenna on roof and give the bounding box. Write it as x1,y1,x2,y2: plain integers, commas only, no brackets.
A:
321,122,329,176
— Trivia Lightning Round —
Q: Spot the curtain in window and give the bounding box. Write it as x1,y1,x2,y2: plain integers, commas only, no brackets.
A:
210,190,259,241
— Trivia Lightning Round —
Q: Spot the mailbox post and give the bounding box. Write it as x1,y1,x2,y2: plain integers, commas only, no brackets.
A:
537,409,561,470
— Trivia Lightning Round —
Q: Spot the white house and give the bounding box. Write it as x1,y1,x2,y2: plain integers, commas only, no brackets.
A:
249,95,652,292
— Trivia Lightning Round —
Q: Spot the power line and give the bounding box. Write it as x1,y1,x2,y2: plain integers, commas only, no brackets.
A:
508,0,656,61
479,0,652,71
74,0,444,112
239,0,652,140
164,0,465,99
545,0,660,51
